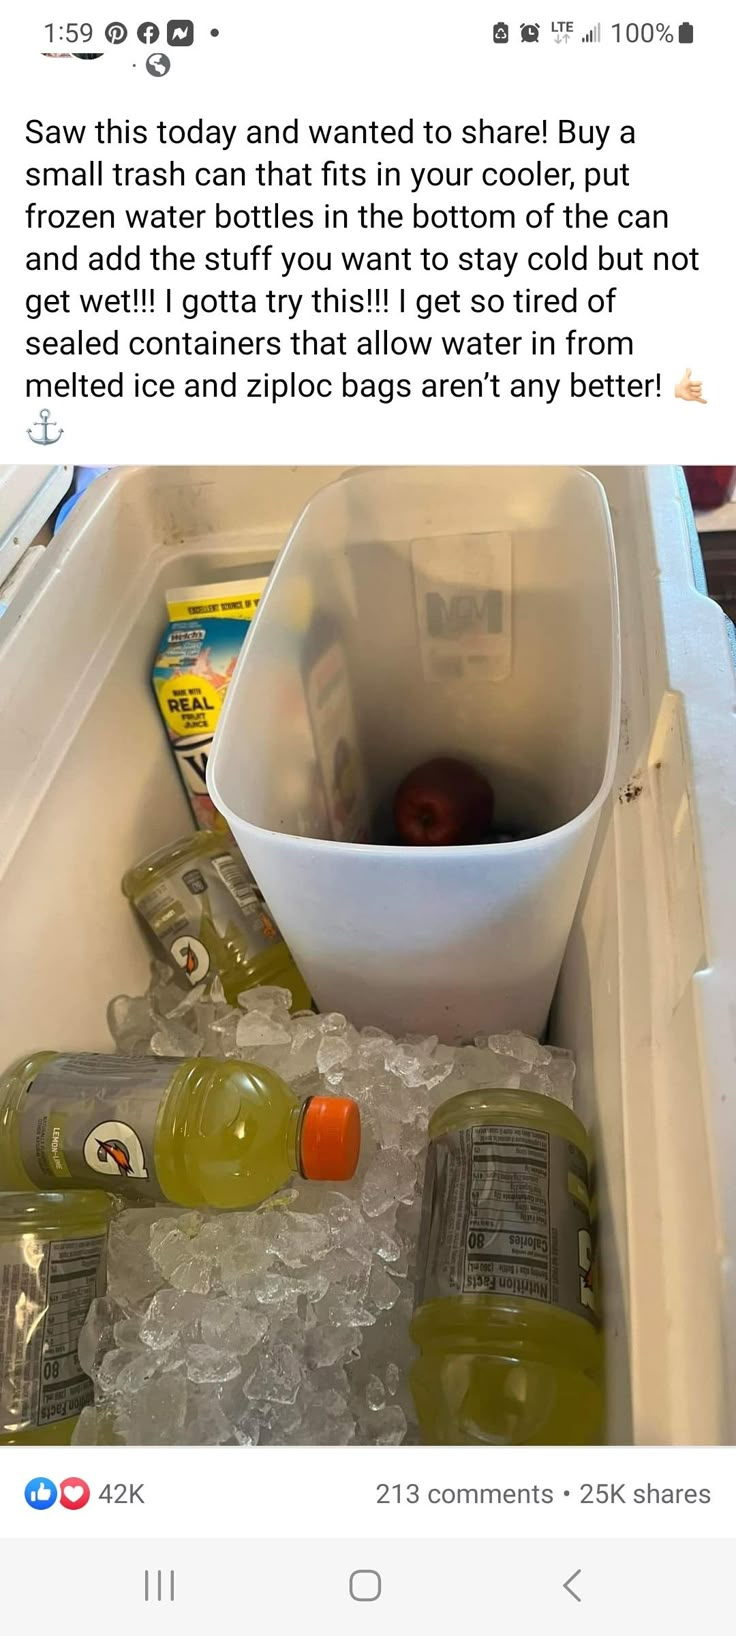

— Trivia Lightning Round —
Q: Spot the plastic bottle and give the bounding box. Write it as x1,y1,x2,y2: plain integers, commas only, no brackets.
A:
0,1190,115,1445
410,1088,602,1445
301,612,370,843
122,833,311,1012
0,1054,361,1211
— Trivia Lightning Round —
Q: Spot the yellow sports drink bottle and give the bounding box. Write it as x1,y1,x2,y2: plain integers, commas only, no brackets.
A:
0,1054,361,1211
0,1190,115,1446
123,833,311,1011
410,1088,602,1445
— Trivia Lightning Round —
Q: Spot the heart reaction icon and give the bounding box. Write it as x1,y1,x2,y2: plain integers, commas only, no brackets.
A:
60,1477,91,1511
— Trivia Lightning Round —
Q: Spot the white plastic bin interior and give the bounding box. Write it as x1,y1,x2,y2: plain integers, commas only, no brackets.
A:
209,468,621,1043
0,465,733,1447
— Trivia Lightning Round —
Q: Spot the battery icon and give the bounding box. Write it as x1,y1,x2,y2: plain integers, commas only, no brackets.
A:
678,22,693,41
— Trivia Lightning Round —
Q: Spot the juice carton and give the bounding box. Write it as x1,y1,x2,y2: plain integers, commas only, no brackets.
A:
152,578,267,830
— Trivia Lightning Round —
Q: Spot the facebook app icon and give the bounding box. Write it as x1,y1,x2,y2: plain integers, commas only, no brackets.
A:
137,22,160,43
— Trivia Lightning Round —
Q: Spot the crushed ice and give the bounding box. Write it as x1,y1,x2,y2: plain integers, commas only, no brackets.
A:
73,969,575,1447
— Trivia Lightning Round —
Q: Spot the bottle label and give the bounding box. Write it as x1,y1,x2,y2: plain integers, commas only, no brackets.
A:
208,853,284,957
19,1055,174,1203
415,1122,597,1325
411,533,513,684
0,1230,107,1433
135,849,284,989
304,641,370,843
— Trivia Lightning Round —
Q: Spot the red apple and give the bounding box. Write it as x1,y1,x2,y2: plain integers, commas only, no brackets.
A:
393,757,495,846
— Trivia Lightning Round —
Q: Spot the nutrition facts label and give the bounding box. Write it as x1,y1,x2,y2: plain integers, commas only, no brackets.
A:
462,1126,552,1300
0,1233,106,1432
211,853,281,953
211,853,262,913
415,1121,596,1323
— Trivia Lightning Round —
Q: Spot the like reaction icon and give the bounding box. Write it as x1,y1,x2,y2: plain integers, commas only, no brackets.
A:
60,1477,91,1511
25,1477,57,1511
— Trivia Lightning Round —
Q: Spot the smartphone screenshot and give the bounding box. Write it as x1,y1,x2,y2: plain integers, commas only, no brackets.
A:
0,4,734,1628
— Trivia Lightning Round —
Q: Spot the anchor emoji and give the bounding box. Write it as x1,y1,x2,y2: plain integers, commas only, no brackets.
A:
28,409,64,447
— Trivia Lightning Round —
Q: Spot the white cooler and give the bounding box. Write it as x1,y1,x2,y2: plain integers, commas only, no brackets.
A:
0,464,734,1447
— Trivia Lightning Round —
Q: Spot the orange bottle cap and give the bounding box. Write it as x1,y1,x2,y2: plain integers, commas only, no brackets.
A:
300,1096,361,1182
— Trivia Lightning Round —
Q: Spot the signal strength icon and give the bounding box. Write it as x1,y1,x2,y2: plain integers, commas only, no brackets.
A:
582,22,601,40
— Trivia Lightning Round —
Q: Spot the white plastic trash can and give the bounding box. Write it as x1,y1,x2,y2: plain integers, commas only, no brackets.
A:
209,466,621,1042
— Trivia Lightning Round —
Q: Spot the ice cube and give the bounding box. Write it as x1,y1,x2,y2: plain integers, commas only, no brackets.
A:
362,1149,418,1217
139,1290,207,1351
271,1211,331,1267
198,1301,268,1355
307,1324,361,1369
366,1374,386,1411
237,986,293,1015
100,960,576,1447
318,1286,375,1330
316,1034,353,1082
96,1348,142,1394
317,1012,349,1033
78,1296,128,1381
185,1345,242,1385
326,1192,354,1226
298,1386,355,1445
385,1362,400,1398
236,1012,292,1049
232,1410,262,1447
114,1352,160,1393
284,1017,322,1080
371,1404,407,1445
185,1392,236,1446
259,1399,305,1442
295,1267,330,1305
368,1261,401,1313
374,1230,402,1264
244,1341,303,1406
383,1041,451,1092
151,1017,201,1057
321,1247,371,1300
256,1275,302,1321
123,1375,188,1444
112,1317,143,1349
149,1222,215,1294
70,1404,118,1446
207,1010,240,1055
106,1208,176,1305
218,1244,275,1302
